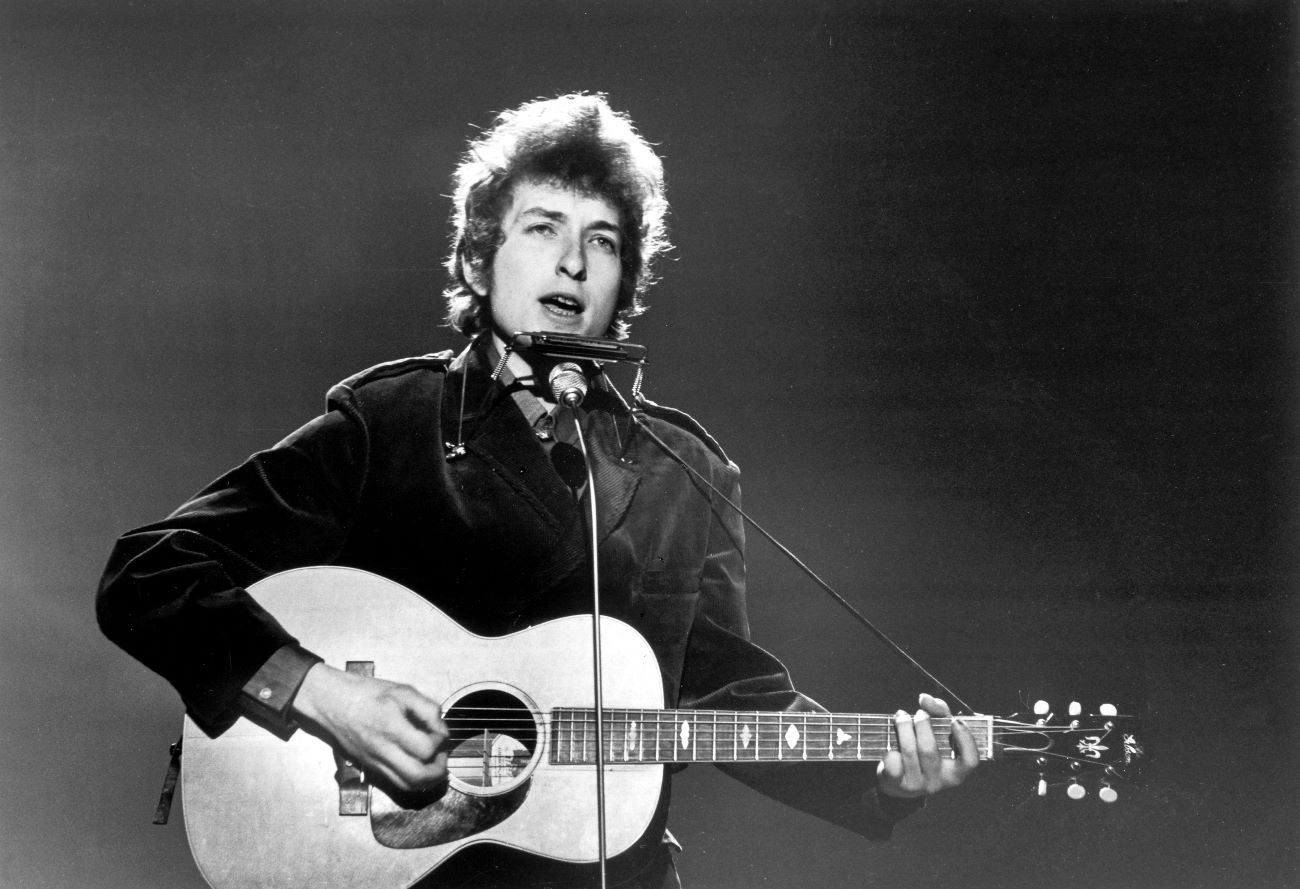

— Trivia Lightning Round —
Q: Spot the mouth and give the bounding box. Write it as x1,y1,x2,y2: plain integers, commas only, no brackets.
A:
539,294,584,318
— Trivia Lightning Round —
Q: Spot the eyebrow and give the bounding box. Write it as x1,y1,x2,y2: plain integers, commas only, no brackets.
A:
517,207,622,238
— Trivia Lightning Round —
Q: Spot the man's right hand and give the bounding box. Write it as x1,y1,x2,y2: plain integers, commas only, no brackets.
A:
290,663,449,793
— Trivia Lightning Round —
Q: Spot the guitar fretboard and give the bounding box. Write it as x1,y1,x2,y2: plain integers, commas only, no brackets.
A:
549,709,993,764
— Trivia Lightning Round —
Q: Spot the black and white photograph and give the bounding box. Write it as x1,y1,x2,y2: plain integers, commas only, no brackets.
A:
1,2,1293,887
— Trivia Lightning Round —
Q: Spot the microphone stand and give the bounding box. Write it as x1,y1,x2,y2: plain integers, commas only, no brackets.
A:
573,411,609,889
552,365,609,889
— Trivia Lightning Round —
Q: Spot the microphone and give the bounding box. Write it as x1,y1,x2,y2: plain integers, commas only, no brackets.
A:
548,362,588,408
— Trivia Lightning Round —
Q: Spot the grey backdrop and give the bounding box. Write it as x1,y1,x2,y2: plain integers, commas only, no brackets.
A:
1,2,1294,887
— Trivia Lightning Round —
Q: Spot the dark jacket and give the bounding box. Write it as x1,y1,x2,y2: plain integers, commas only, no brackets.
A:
97,341,911,885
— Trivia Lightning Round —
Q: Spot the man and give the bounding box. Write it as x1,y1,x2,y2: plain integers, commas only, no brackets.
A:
98,93,975,888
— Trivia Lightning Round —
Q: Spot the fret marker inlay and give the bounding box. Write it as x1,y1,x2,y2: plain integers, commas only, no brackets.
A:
785,724,799,749
740,725,752,749
679,721,690,750
836,728,851,745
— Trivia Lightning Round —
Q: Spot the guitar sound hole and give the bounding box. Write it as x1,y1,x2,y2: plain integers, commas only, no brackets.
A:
443,687,540,795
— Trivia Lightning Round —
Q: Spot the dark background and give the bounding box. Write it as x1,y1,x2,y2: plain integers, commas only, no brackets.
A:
1,1,1294,887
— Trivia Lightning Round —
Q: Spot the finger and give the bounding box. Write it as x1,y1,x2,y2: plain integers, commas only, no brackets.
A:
949,716,981,773
393,685,447,735
918,693,952,719
876,751,912,798
371,741,448,791
892,710,921,787
390,687,448,762
912,709,943,786
390,721,443,763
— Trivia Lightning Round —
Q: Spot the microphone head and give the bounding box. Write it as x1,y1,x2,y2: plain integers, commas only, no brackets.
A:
548,361,588,408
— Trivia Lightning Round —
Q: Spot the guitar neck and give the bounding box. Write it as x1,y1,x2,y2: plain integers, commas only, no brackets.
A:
550,708,994,765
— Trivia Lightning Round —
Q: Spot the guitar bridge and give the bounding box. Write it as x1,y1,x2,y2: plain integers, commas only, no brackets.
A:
334,661,374,815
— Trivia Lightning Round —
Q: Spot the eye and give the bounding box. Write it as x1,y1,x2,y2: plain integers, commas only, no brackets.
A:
590,234,619,253
526,222,557,237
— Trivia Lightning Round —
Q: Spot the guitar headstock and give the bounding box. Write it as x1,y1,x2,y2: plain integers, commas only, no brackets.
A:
993,700,1144,802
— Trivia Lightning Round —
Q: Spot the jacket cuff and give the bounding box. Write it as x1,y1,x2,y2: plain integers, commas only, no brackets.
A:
237,644,323,740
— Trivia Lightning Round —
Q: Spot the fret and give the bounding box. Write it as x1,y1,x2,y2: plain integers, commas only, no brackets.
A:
568,708,576,763
653,710,667,763
551,709,561,763
553,707,564,764
802,712,820,761
756,712,781,762
828,713,856,761
560,708,568,763
638,710,646,761
733,711,756,761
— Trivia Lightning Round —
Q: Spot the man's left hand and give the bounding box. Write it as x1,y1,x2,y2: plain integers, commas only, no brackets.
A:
876,693,978,799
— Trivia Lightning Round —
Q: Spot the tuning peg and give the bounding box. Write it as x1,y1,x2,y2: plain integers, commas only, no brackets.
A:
1037,777,1047,797
1067,781,1087,800
1033,700,1050,716
1068,701,1081,716
1099,783,1119,804
1098,703,1117,717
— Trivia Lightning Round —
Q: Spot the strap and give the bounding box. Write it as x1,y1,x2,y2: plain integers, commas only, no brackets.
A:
152,736,183,825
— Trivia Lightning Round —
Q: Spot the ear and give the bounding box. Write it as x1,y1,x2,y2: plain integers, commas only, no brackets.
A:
461,253,489,297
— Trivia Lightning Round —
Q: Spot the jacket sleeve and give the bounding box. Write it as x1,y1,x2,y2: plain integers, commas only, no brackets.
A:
678,460,922,840
95,393,368,736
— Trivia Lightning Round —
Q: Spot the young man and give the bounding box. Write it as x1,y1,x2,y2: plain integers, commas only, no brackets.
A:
98,93,975,888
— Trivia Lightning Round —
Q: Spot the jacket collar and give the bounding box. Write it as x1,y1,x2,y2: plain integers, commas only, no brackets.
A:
444,338,641,544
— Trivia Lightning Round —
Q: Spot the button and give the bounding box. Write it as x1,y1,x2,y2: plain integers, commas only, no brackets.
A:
257,687,274,701
535,430,553,441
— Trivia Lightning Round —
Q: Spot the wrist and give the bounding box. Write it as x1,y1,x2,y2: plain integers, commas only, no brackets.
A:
289,662,342,725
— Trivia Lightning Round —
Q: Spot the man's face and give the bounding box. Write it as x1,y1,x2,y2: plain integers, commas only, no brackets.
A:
478,179,624,339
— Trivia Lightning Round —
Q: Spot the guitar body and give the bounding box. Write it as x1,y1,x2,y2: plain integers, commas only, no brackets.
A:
181,567,666,889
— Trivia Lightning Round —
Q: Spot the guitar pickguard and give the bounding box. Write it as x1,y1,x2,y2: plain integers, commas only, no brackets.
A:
370,781,531,850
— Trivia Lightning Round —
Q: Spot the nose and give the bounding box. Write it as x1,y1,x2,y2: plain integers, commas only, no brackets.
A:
557,239,587,282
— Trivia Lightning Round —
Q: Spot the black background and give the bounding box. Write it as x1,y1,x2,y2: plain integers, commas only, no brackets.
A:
1,2,1294,887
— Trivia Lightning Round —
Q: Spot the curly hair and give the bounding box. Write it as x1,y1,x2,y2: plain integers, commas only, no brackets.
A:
443,93,670,340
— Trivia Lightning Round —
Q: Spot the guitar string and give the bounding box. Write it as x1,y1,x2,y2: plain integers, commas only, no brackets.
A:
444,707,1110,731
444,707,1107,738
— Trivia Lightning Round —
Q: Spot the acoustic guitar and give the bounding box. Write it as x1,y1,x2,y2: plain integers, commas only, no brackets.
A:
179,567,1141,888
